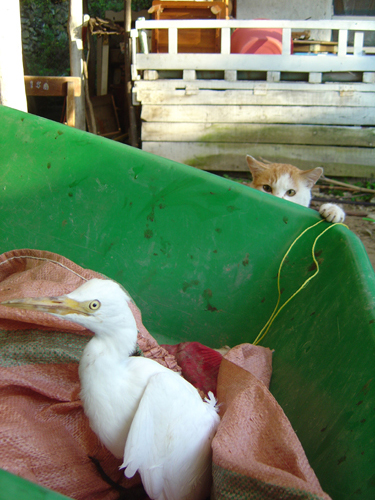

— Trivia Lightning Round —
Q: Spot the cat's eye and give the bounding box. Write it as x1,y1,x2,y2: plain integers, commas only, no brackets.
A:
263,185,272,193
286,189,296,197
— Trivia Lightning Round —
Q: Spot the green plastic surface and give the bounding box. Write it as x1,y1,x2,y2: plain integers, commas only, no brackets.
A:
0,106,374,499
0,469,69,499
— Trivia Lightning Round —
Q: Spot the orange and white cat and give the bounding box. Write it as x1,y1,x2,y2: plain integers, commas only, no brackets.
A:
246,156,345,223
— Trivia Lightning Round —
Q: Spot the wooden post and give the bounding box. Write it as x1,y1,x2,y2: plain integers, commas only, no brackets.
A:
69,0,86,130
0,0,27,112
124,0,138,147
66,81,76,127
97,35,109,96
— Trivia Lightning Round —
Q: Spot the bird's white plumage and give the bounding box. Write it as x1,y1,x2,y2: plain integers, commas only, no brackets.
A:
2,278,220,500
121,373,219,500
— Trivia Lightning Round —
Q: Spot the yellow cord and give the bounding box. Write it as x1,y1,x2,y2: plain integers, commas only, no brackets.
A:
253,219,348,346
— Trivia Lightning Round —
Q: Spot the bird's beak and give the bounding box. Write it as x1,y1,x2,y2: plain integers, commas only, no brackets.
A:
1,295,90,316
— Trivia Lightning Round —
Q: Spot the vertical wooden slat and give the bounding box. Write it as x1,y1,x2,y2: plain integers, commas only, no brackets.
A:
221,27,231,55
363,72,375,83
354,32,364,56
309,72,322,83
130,29,139,81
338,29,348,56
0,1,27,111
267,71,280,82
168,27,178,55
282,28,292,55
97,35,109,95
224,70,237,81
66,81,75,127
183,70,196,80
68,0,85,129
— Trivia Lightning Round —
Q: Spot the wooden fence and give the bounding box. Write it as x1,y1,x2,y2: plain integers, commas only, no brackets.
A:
131,19,375,177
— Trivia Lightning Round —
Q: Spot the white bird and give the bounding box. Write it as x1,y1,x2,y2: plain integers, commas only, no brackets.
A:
1,278,220,500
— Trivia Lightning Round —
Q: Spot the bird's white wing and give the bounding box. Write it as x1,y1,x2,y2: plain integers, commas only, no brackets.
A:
121,371,220,500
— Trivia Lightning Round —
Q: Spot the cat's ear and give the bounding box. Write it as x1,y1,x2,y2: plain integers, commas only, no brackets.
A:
246,156,268,176
300,167,323,188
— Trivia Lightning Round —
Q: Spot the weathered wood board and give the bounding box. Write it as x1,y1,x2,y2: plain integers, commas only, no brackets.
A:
135,53,374,73
136,88,375,107
141,104,375,126
138,81,375,175
141,123,375,147
142,141,375,177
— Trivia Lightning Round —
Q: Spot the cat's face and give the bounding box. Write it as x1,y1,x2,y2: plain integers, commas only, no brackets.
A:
246,156,323,208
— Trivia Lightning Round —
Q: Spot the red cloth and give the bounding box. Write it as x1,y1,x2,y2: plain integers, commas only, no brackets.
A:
162,341,223,396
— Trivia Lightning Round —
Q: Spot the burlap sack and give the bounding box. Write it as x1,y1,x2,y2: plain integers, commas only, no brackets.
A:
0,249,179,499
0,249,332,500
212,344,332,500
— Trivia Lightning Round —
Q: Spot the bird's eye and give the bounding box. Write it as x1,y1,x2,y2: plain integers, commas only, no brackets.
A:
263,185,272,193
89,300,101,311
287,189,296,197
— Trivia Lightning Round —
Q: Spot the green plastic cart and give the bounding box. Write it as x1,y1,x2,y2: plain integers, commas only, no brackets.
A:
0,105,374,499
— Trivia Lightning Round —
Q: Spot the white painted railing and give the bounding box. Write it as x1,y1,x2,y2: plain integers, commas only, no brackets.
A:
131,19,375,83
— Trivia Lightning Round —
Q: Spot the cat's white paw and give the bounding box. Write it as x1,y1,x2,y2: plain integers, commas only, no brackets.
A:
319,203,345,223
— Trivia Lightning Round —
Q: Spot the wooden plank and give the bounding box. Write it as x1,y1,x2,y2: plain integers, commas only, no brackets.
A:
136,88,374,107
224,70,237,81
66,81,75,127
24,76,81,96
309,73,322,84
267,72,281,82
141,141,375,176
354,32,364,56
136,19,375,31
141,104,375,126
169,27,178,55
282,28,292,56
221,27,231,55
141,122,375,147
97,35,109,96
364,72,375,83
136,53,374,73
134,79,375,93
338,29,348,57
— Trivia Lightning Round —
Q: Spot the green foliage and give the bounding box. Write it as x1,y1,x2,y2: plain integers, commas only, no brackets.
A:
20,0,70,76
20,0,152,77
90,0,152,17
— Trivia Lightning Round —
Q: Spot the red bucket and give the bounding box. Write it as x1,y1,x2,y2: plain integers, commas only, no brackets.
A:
231,27,293,54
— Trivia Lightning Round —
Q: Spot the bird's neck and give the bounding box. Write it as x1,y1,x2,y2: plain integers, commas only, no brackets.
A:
90,322,138,359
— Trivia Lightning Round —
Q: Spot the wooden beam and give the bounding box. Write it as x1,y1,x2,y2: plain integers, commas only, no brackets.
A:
135,53,374,73
141,123,375,147
0,1,27,112
69,0,85,130
141,104,375,126
134,79,375,93
141,141,375,177
124,0,138,146
97,35,109,96
135,19,375,31
135,88,375,107
66,81,76,127
24,76,81,97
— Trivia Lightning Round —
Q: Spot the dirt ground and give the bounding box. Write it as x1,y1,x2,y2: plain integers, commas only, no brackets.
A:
309,185,375,270
339,214,375,270
309,184,375,270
